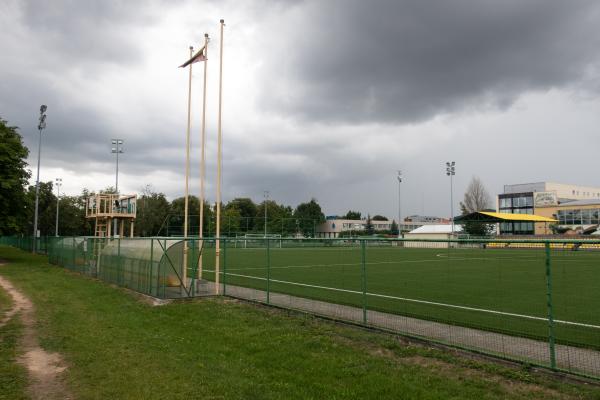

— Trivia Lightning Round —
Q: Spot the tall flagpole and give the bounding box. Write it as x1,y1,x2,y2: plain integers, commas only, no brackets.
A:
199,33,209,281
215,19,225,294
183,45,193,288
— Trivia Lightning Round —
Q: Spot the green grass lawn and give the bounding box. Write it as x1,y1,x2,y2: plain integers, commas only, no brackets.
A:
195,244,600,348
2,245,600,399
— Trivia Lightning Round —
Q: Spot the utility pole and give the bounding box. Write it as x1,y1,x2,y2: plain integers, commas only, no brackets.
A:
32,105,47,253
446,161,456,234
55,178,62,237
397,170,402,235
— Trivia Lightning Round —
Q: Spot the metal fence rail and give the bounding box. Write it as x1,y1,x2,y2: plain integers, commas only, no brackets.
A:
1,235,599,379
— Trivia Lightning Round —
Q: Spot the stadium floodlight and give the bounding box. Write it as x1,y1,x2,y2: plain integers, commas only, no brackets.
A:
33,104,48,253
55,178,62,237
445,161,456,234
397,170,402,236
111,139,124,236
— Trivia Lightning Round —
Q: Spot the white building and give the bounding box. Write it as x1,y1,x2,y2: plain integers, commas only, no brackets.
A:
316,218,393,238
403,224,463,248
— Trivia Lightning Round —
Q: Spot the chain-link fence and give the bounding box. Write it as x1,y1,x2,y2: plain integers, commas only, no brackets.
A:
2,235,599,379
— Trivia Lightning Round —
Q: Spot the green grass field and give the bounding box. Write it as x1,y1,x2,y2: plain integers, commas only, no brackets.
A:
199,243,600,349
6,246,600,399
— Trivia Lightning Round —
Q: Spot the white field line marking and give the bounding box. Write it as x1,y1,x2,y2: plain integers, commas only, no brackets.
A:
205,269,600,330
435,253,539,261
221,255,540,272
223,259,442,272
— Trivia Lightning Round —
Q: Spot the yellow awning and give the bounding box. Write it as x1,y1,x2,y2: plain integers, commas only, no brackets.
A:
479,211,557,222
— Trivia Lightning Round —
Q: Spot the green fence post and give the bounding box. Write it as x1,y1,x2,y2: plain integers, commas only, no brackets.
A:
151,239,157,297
223,238,227,296
361,239,367,325
83,237,88,274
266,238,271,304
545,241,557,369
72,236,76,270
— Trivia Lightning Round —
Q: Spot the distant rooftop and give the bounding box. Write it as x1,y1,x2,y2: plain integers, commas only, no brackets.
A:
408,225,463,234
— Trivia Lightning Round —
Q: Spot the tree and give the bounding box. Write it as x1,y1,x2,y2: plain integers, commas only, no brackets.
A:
390,220,399,236
343,210,361,220
460,176,493,236
372,215,388,221
293,199,325,237
169,196,201,236
55,189,94,236
24,181,56,236
255,200,294,236
227,198,257,232
0,118,30,235
365,214,374,235
136,185,170,236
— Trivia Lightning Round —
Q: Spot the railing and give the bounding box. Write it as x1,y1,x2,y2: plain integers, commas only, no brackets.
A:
1,235,600,379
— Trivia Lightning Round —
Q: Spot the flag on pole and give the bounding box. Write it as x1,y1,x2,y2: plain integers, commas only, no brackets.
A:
179,45,207,68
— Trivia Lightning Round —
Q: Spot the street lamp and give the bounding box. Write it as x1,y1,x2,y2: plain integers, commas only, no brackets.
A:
397,170,402,236
32,104,47,253
264,191,269,238
445,161,456,234
111,139,124,237
55,178,62,237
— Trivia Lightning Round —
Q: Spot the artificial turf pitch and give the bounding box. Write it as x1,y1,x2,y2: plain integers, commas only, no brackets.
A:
200,244,600,349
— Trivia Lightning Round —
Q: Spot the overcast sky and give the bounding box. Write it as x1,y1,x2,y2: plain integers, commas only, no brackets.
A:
2,0,600,220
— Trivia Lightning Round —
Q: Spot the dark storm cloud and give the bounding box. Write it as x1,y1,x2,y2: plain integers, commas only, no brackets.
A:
261,0,600,124
17,0,158,67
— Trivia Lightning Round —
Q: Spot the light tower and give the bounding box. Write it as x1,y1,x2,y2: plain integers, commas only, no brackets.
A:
32,104,47,253
445,161,456,234
55,178,62,237
111,139,124,236
397,170,402,235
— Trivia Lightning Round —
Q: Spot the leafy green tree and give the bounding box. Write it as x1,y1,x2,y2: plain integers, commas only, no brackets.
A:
136,185,170,236
24,181,56,236
169,196,201,236
227,198,257,232
0,118,30,235
255,200,294,236
365,214,375,235
372,215,388,221
55,191,93,236
293,199,325,237
221,206,241,236
343,210,361,220
390,220,399,236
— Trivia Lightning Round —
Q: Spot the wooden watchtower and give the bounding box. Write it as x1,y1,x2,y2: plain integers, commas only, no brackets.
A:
86,193,137,237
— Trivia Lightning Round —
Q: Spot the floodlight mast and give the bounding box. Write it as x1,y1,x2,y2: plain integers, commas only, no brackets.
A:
111,139,124,237
32,105,47,253
55,178,62,237
445,161,456,234
397,170,402,236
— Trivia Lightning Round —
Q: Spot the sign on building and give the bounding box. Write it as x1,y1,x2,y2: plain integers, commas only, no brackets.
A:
534,191,558,207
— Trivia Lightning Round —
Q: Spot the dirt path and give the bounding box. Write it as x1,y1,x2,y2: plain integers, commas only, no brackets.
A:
0,271,72,400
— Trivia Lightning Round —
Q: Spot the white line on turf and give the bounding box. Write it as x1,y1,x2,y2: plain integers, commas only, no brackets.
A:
203,269,600,330
219,255,540,272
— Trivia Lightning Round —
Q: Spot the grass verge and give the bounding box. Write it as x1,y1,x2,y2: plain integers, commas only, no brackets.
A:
0,245,599,399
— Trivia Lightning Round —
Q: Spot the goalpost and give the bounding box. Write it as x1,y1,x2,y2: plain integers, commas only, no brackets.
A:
235,233,282,248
